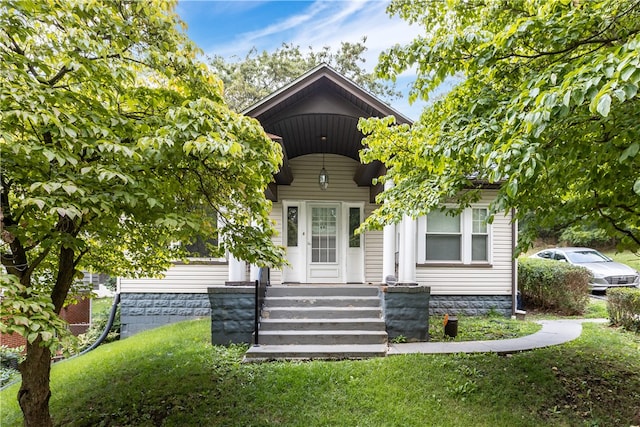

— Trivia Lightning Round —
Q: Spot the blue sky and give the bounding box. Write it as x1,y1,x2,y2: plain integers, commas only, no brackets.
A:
175,1,435,119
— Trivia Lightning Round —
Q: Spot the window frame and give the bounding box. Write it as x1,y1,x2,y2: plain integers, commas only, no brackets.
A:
417,205,493,265
182,212,226,263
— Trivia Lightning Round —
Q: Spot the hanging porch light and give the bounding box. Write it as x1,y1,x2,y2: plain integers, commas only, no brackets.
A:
318,136,329,190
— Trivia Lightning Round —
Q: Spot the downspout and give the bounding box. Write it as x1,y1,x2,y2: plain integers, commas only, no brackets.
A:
511,208,518,315
79,292,120,356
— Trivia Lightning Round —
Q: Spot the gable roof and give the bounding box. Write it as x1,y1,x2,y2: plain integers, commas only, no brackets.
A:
243,64,412,163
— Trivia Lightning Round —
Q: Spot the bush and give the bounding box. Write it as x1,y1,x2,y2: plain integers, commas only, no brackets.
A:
607,287,640,332
559,225,615,248
518,258,590,314
0,346,24,386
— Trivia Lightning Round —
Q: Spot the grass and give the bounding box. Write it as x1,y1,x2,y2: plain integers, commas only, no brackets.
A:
428,313,541,342
603,250,640,271
90,297,114,322
2,317,639,426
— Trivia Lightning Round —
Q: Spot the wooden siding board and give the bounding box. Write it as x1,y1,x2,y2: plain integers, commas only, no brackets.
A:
119,263,228,293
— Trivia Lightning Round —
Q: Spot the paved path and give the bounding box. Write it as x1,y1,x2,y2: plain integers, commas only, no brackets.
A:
387,319,608,355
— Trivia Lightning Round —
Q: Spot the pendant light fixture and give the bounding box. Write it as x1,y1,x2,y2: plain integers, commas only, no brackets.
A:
318,136,329,190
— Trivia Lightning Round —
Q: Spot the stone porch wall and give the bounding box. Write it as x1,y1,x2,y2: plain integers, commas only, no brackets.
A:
382,285,430,342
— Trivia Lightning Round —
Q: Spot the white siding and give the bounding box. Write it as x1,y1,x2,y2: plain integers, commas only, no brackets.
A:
119,263,228,293
271,154,382,284
119,157,513,295
416,191,514,295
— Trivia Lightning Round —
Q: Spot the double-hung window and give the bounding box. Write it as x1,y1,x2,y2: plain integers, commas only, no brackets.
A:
425,209,462,261
418,207,491,264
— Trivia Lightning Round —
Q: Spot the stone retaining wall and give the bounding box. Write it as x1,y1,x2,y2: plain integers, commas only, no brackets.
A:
120,293,211,338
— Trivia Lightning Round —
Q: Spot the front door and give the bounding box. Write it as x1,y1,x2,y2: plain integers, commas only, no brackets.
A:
307,204,341,282
281,201,364,283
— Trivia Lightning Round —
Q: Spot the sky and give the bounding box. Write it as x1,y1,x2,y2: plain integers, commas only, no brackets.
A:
175,0,438,120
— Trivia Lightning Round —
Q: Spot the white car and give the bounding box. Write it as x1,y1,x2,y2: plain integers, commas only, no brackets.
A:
530,247,640,292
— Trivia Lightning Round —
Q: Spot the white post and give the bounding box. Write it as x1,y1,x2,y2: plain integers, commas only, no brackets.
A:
250,264,260,282
382,180,396,283
398,214,417,284
228,254,246,283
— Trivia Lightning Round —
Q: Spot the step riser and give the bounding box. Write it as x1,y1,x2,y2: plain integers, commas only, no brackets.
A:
250,285,388,359
245,351,387,360
262,308,382,319
260,320,385,331
259,333,387,346
244,344,388,360
264,297,381,308
268,286,379,297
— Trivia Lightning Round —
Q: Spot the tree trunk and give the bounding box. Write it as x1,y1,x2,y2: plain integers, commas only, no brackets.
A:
18,337,53,427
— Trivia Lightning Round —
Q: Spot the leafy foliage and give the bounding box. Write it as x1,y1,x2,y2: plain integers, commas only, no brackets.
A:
607,287,640,331
0,1,285,424
359,0,640,253
559,224,615,247
209,38,400,111
0,275,71,352
518,258,590,314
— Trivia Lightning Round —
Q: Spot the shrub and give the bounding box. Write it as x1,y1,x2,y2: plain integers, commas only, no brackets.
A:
607,287,640,332
559,225,615,248
518,258,590,314
0,345,24,386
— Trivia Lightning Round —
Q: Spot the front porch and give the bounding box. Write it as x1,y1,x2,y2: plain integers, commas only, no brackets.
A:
208,283,430,360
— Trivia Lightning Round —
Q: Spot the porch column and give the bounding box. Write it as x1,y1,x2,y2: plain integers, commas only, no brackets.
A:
228,254,246,282
382,180,396,283
249,264,260,282
398,214,417,284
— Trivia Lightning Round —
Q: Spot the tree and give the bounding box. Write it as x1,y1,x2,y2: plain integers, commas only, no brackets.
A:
358,0,640,252
0,1,284,425
209,38,400,111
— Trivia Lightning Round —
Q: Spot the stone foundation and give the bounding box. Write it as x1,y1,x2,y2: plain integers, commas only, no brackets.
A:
429,295,513,317
120,293,211,338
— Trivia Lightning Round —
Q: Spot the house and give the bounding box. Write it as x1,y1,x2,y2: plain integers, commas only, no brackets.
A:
118,65,517,338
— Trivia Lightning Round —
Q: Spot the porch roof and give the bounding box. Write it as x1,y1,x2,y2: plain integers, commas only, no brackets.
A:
244,64,412,188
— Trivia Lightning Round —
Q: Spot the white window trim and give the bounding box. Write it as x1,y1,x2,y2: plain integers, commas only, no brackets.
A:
417,205,493,265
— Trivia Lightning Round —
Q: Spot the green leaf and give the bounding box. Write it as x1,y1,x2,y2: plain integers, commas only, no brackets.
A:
595,93,611,117
14,316,30,326
620,142,639,162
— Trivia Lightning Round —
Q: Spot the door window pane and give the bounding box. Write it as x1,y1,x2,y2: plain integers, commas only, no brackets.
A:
349,207,361,248
287,206,298,247
311,207,337,263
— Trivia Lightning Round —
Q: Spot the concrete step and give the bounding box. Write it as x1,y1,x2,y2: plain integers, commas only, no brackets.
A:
264,296,381,308
260,318,386,331
262,306,382,319
267,285,379,297
244,344,388,361
257,330,388,345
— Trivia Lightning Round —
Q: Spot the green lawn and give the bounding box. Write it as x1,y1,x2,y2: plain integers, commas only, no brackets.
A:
604,250,640,271
2,318,639,426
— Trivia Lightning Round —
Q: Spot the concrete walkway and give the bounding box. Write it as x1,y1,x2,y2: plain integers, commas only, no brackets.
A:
387,319,608,355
